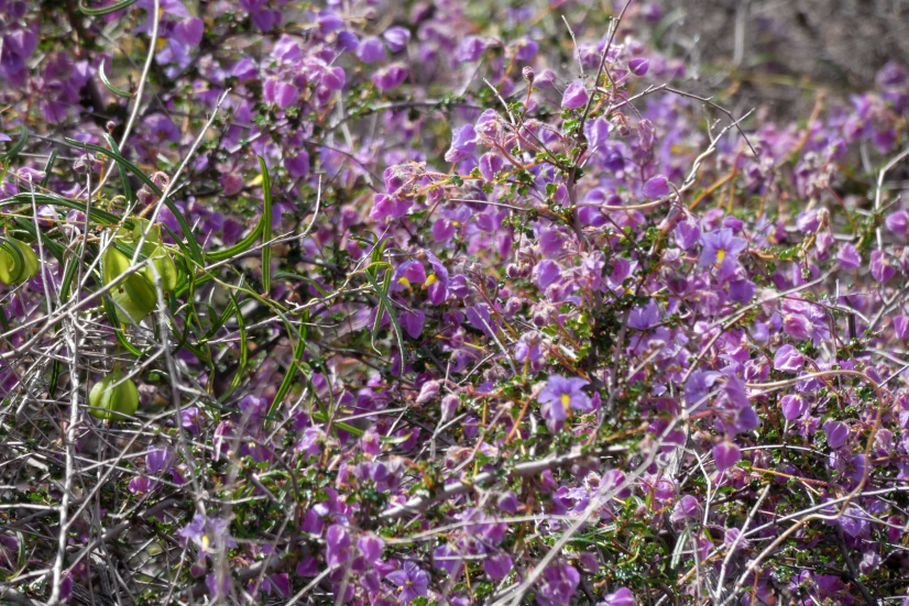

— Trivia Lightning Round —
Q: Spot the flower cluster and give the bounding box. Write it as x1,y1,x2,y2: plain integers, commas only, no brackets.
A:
2,1,909,605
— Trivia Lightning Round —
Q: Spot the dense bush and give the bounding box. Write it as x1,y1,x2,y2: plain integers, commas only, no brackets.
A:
2,1,909,604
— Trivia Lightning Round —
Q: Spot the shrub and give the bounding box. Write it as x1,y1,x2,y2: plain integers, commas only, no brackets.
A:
1,1,909,605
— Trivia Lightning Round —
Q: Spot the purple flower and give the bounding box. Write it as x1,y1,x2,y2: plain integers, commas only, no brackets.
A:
284,150,310,179
672,221,701,250
670,494,700,524
265,79,298,109
536,562,580,606
315,11,342,34
128,475,153,494
780,394,809,421
180,406,201,434
205,570,231,600
782,312,811,341
536,259,561,289
713,441,741,471
394,260,427,290
444,124,477,164
146,447,173,475
698,228,747,274
538,375,593,425
539,229,564,257
423,251,448,305
357,534,384,564
515,333,543,370
894,314,909,339
561,80,589,109
642,175,670,198
415,380,440,405
143,113,181,143
466,304,496,338
628,57,649,76
483,553,512,581
839,506,869,538
597,587,635,606
724,528,750,553
584,117,611,152
178,514,234,559
824,420,849,449
628,299,660,330
456,36,488,63
173,17,203,46
337,31,358,52
728,278,755,303
386,561,429,602
684,370,721,406
479,152,504,181
401,309,425,339
886,209,909,235
511,37,538,61
220,173,244,196
773,344,804,373
242,0,280,31
325,524,351,568
372,63,408,91
871,250,896,283
356,36,386,63
837,243,861,269
497,491,519,513
433,544,464,575
383,26,410,53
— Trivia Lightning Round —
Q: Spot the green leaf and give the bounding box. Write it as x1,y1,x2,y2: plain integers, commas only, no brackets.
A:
98,59,132,98
102,134,135,203
226,291,248,396
258,156,273,295
0,192,118,225
102,297,146,357
78,0,137,16
365,261,405,372
1,126,28,161
268,314,308,418
40,150,57,187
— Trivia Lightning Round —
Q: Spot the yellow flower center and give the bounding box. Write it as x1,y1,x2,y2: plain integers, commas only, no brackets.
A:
398,276,411,288
560,393,571,409
715,248,726,264
424,273,437,287
202,535,210,551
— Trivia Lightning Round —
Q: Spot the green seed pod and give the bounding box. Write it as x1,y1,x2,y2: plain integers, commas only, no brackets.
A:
102,245,157,324
127,218,163,245
114,219,181,292
140,241,180,292
0,237,39,285
88,372,139,421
